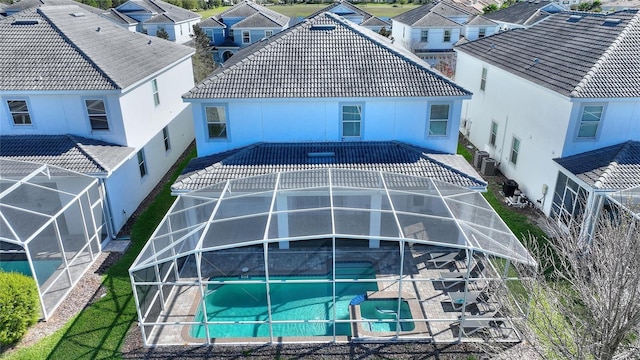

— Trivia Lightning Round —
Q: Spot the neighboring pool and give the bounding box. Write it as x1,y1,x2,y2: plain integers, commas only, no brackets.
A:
190,263,378,338
360,299,415,332
0,258,61,286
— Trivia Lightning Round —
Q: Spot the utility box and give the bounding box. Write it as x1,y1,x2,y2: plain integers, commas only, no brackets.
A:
480,157,496,176
473,150,489,169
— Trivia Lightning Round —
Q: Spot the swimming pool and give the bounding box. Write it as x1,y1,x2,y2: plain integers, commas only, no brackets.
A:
190,263,378,338
360,299,415,332
0,258,61,286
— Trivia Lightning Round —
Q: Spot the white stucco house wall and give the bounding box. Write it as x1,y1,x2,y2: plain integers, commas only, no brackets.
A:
0,5,196,239
391,0,498,70
454,10,640,226
184,12,472,158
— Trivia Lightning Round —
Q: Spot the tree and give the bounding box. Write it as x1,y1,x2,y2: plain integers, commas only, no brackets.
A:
483,3,499,13
378,26,391,38
156,28,170,40
191,24,217,83
521,209,640,360
181,0,197,9
575,0,602,12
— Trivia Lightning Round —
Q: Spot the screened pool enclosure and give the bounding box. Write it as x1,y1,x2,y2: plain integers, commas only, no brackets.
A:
130,169,536,345
0,159,107,319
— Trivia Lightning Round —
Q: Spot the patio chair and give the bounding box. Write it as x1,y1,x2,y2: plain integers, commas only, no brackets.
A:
439,262,485,289
459,311,513,338
447,291,483,310
427,251,463,269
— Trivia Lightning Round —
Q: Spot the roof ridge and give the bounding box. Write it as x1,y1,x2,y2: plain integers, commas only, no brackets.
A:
570,11,640,97
66,134,110,173
36,6,120,90
323,12,471,96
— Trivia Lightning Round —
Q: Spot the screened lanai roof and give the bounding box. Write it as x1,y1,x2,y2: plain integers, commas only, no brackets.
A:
607,185,640,220
0,159,99,245
132,169,535,271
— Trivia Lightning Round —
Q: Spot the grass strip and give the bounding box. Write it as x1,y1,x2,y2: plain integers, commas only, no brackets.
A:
4,147,196,360
197,3,419,19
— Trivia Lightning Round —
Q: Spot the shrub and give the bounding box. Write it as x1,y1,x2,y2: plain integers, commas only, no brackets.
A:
0,271,40,345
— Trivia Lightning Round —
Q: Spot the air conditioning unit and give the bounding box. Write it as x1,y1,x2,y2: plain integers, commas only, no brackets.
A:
480,157,496,176
473,150,489,169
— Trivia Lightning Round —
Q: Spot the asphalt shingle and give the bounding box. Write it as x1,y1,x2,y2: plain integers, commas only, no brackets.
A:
456,10,640,98
0,135,135,174
183,12,471,99
393,1,477,26
172,142,486,192
0,5,194,91
216,0,289,27
484,0,558,26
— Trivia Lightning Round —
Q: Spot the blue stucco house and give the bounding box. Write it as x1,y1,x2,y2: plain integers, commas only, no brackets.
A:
199,0,291,63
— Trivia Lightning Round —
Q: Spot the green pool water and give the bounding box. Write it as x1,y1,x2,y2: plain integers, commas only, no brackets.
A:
190,263,379,338
360,299,415,332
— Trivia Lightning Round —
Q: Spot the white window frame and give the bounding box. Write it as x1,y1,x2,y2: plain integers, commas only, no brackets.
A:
576,104,604,139
420,29,428,42
489,120,498,147
443,29,451,42
6,99,32,126
479,27,486,38
480,67,487,91
427,103,451,137
137,149,147,178
162,126,171,152
152,79,160,106
84,98,109,132
242,30,250,44
341,103,363,140
510,136,520,165
205,105,228,140
265,30,273,38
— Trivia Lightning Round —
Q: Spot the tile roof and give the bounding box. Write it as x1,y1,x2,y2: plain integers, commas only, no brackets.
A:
393,0,476,26
216,0,289,27
307,0,373,21
172,142,487,192
232,12,284,28
0,5,194,91
554,141,640,191
456,10,640,98
131,0,200,23
0,135,135,174
484,0,558,26
183,12,471,99
102,8,138,25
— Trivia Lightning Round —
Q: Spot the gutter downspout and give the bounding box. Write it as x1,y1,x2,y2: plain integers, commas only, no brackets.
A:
98,177,117,241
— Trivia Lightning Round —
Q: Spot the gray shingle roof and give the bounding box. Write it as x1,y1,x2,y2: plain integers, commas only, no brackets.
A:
554,141,640,191
393,1,475,26
456,10,640,98
216,0,289,27
0,5,194,91
232,12,284,28
102,8,138,25
130,0,200,23
0,135,135,174
200,16,225,28
484,0,557,25
360,16,391,27
172,142,487,192
466,15,498,26
307,0,373,21
183,12,471,99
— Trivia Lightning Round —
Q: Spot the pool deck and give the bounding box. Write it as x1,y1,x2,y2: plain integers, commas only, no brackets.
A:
142,245,521,345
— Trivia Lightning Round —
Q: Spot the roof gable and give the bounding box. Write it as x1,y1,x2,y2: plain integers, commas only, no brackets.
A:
555,141,640,190
216,0,289,26
0,5,194,91
232,12,284,28
393,0,476,26
184,12,471,99
456,10,640,98
484,0,560,25
308,0,373,21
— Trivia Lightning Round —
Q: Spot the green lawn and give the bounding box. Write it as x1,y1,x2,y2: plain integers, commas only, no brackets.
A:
2,147,196,360
198,3,419,19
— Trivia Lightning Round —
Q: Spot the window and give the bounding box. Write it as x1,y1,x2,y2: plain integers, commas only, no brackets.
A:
265,30,273,38
341,104,362,139
480,67,487,91
162,126,171,151
137,149,147,178
152,79,160,106
551,172,588,226
443,30,451,42
428,104,450,136
510,136,520,165
7,100,31,125
577,105,603,138
479,28,486,38
205,106,227,139
489,121,498,146
420,30,428,42
242,31,250,44
85,99,109,131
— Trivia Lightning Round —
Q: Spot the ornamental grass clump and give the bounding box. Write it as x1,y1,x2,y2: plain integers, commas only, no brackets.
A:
0,271,40,346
